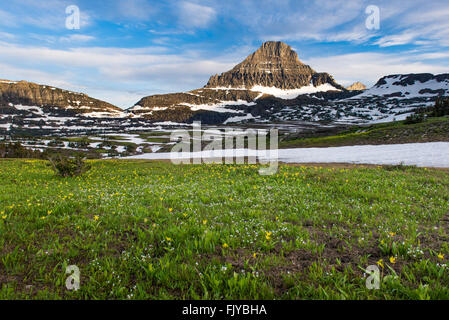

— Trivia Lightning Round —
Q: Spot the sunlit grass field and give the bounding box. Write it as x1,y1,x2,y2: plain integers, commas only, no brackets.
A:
1,159,449,299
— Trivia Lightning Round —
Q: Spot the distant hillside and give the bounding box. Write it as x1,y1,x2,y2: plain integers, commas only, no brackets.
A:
0,79,122,116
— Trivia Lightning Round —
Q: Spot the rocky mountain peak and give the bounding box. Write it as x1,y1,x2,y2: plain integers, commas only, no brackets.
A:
205,41,344,90
346,82,367,91
239,41,303,68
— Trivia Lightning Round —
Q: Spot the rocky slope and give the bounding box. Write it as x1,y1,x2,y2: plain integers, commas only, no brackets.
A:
0,79,130,135
0,80,123,116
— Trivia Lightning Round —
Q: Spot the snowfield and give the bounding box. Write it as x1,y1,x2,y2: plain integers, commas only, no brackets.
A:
125,142,449,168
179,100,255,113
251,83,340,100
350,75,449,99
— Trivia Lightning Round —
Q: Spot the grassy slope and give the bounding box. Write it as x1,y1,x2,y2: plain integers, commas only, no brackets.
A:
280,116,449,148
1,160,449,299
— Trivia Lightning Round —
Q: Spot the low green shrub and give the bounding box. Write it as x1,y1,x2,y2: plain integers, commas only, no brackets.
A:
48,154,91,177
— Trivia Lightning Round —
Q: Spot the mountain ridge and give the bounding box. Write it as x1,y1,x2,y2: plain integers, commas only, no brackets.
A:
0,79,122,116
1,42,449,131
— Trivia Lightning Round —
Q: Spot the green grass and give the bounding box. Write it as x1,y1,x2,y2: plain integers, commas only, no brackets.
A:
143,137,171,143
1,159,449,299
281,116,449,148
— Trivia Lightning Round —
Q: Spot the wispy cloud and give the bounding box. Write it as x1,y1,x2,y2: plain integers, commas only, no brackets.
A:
177,2,217,29
59,34,96,43
372,2,449,48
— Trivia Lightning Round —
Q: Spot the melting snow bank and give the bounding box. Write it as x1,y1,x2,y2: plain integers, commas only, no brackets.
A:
275,142,449,167
125,142,449,168
251,84,340,100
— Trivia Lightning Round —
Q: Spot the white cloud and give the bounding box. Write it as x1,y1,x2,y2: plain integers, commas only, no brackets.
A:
59,34,96,43
0,1,92,30
178,2,217,29
0,62,77,89
216,0,370,43
374,31,417,47
372,2,449,47
0,32,15,40
115,0,157,20
0,9,18,27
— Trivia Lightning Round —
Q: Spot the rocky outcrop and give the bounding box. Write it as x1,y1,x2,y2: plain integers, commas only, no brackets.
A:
205,41,344,90
0,80,122,114
346,82,367,91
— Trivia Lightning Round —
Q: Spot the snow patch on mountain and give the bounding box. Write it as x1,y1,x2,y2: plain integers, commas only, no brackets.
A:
251,83,340,100
351,74,449,99
180,100,256,113
223,113,255,124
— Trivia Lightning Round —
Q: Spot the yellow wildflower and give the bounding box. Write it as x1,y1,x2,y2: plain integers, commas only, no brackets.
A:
222,243,229,248
377,259,384,268
438,253,445,260
265,231,272,240
390,256,396,264
203,219,207,225
94,215,99,221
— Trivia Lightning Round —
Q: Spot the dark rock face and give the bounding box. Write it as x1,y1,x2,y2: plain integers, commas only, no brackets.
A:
0,80,121,114
205,41,344,90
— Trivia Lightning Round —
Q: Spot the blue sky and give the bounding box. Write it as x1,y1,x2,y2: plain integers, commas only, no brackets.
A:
1,0,448,108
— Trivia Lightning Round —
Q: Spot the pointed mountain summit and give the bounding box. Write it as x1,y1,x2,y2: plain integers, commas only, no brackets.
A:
346,82,367,91
206,41,344,90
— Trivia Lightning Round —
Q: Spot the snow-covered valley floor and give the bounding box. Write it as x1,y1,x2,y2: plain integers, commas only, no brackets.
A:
126,142,449,168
